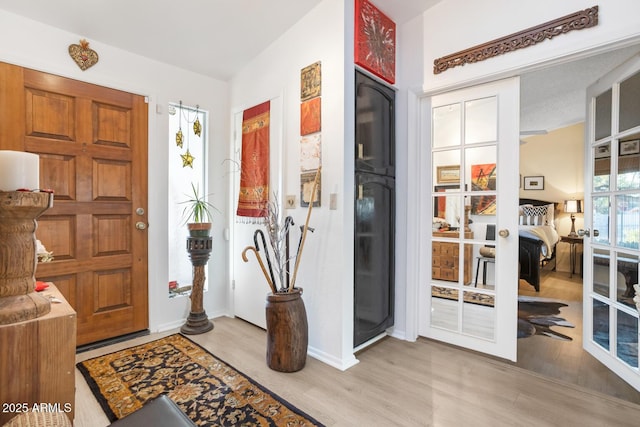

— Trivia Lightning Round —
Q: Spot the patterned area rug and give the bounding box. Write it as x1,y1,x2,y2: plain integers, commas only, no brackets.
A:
77,334,323,426
518,296,575,341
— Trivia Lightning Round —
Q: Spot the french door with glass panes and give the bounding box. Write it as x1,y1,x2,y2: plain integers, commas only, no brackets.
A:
419,78,520,360
584,54,640,391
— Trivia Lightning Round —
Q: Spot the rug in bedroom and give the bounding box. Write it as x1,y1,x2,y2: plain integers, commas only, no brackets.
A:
76,333,324,426
518,296,575,341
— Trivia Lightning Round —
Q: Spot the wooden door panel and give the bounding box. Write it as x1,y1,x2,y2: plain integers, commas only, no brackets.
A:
94,269,131,311
93,103,131,147
1,62,148,346
25,88,75,141
38,153,76,199
93,159,132,200
36,215,75,260
93,215,131,256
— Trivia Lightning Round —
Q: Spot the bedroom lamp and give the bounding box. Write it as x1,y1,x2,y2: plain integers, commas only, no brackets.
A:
564,199,583,237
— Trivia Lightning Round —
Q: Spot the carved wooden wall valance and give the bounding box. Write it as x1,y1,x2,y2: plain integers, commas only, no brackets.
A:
433,6,599,74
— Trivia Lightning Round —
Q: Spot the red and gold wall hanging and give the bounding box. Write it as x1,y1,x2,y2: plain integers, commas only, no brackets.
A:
237,101,270,221
354,0,396,84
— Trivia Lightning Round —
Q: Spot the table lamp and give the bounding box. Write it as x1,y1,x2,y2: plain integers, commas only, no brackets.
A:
564,199,582,237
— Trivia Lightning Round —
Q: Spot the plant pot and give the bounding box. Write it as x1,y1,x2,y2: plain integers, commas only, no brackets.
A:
187,222,211,237
265,288,308,372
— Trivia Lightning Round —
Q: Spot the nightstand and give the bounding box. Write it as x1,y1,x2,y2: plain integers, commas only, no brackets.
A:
560,235,583,278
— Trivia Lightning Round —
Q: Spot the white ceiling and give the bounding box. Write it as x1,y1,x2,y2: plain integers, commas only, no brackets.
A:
1,0,637,133
520,44,640,133
0,0,440,81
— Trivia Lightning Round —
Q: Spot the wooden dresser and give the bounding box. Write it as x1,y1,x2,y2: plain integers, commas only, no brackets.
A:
432,231,473,285
0,284,76,425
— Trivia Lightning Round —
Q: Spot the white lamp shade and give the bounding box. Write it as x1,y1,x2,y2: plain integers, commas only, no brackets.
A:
564,199,583,214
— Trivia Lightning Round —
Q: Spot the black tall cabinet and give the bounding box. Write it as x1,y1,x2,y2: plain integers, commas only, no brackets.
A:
354,70,395,347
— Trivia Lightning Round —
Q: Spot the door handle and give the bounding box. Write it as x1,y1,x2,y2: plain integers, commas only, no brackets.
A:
498,229,509,238
136,221,147,230
578,228,598,237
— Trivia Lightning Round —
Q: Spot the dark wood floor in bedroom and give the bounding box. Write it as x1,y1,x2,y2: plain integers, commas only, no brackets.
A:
517,269,640,404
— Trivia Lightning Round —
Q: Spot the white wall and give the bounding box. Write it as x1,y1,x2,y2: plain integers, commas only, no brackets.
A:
0,10,231,333
423,0,640,93
229,0,357,369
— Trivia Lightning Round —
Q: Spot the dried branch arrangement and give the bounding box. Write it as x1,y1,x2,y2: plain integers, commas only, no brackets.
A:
242,167,321,293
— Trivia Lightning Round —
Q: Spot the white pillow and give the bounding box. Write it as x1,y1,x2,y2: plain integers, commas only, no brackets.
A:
521,205,548,226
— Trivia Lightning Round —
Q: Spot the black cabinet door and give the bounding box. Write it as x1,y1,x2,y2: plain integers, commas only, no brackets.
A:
354,173,395,346
355,70,395,176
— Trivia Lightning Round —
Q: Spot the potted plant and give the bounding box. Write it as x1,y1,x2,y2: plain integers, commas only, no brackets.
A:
179,182,219,237
178,182,219,335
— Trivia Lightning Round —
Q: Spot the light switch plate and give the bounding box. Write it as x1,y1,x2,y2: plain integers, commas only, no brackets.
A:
286,195,296,209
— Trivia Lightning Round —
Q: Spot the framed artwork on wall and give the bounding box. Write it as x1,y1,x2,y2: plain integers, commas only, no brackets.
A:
524,176,545,190
436,165,460,184
470,163,496,215
300,97,321,135
354,0,396,84
620,139,640,156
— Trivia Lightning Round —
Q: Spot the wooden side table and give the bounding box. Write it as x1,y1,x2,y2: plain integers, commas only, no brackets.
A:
560,235,583,278
0,284,76,425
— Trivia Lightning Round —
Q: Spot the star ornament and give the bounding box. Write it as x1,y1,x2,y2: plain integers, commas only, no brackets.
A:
181,150,194,168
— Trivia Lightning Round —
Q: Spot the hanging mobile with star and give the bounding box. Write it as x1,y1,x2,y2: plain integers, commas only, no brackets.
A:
193,105,202,137
176,101,184,148
181,106,195,168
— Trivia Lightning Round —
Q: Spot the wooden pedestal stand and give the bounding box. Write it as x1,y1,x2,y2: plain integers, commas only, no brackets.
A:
180,231,213,334
0,191,53,325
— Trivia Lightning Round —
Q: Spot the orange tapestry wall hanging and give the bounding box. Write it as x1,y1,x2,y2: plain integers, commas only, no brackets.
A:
237,101,270,221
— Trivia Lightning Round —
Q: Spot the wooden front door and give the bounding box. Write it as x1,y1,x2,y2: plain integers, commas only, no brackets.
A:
0,62,149,345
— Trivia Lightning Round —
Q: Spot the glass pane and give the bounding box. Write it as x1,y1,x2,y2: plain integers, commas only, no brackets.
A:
462,292,495,340
466,146,497,216
617,309,639,368
617,252,639,304
617,140,640,191
433,191,463,231
593,299,610,350
616,194,639,249
593,143,611,192
593,248,611,298
595,89,612,141
619,71,640,132
470,242,495,289
433,150,461,183
433,103,461,148
465,96,497,144
592,196,610,244
431,287,458,331
168,103,208,297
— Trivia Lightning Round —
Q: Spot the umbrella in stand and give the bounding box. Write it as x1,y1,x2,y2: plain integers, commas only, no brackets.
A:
254,229,276,291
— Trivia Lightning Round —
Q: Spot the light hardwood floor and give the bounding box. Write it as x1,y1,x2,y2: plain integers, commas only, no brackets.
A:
517,269,640,404
75,311,640,426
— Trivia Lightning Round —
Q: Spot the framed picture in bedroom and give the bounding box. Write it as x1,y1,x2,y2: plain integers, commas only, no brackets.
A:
594,144,610,158
620,139,640,156
524,176,544,190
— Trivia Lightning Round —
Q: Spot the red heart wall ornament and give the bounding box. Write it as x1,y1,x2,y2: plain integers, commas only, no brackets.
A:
68,39,99,71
